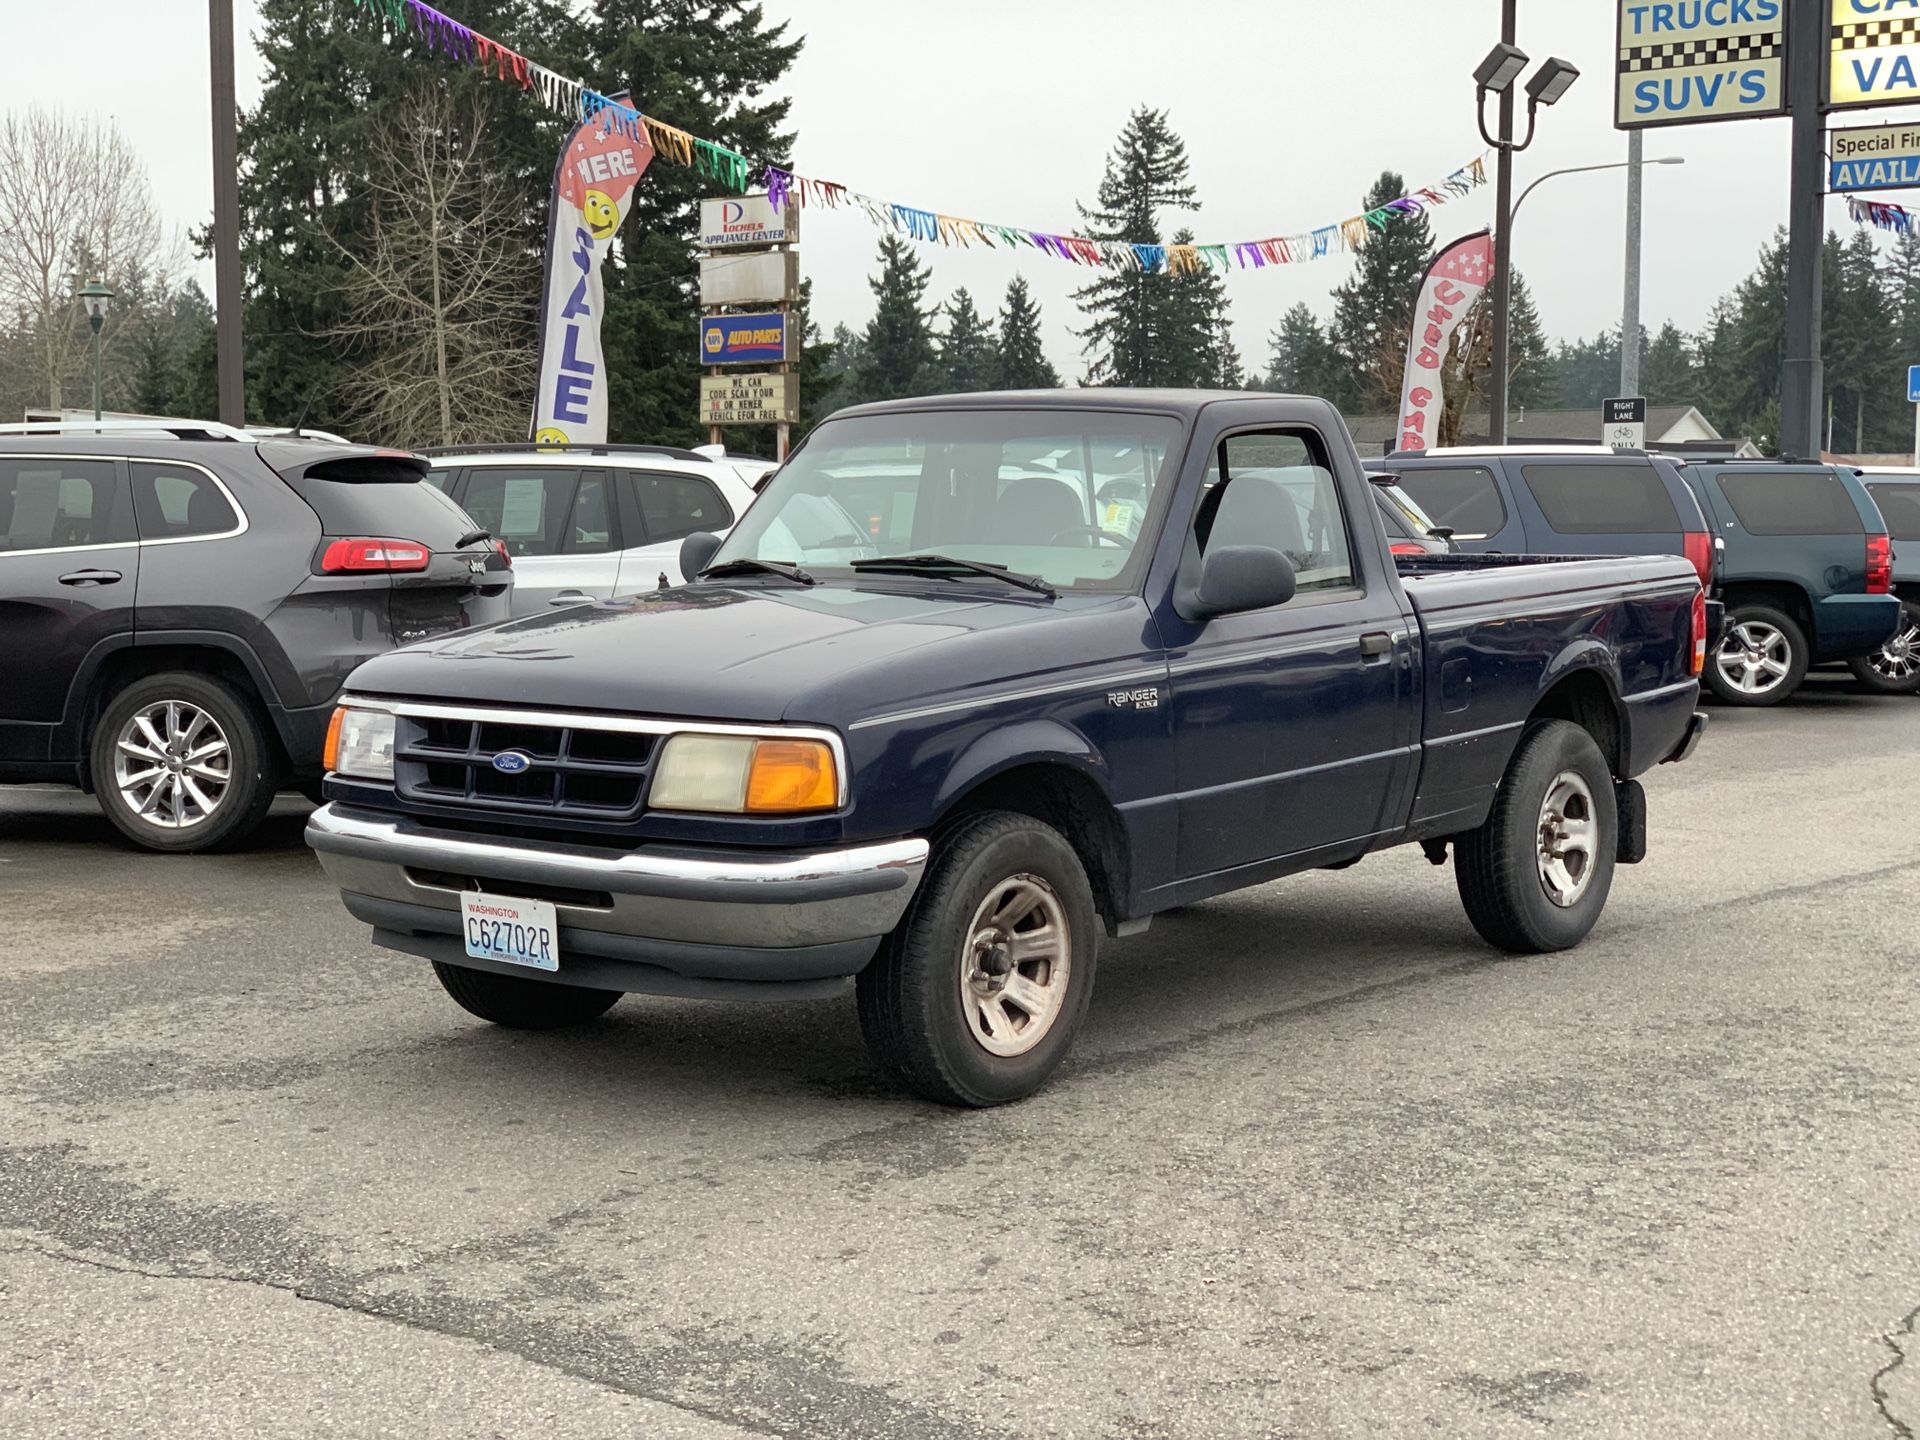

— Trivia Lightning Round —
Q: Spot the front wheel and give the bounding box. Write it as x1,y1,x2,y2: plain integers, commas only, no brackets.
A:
1846,600,1920,695
1454,720,1618,954
1704,604,1808,707
856,811,1098,1107
431,962,621,1030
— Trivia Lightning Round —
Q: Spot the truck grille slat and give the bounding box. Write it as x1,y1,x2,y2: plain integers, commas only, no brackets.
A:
395,715,656,821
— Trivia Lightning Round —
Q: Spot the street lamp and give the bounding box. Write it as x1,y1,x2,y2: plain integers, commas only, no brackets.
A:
1510,156,1684,230
77,278,115,423
1474,8,1582,445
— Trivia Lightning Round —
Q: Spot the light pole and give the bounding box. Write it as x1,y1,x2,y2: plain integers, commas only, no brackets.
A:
1475,11,1580,445
1509,156,1684,230
77,279,115,423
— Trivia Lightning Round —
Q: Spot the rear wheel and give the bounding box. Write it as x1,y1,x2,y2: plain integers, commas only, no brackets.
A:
89,673,279,853
1704,604,1808,707
431,962,621,1030
1455,720,1618,954
857,811,1098,1107
1846,600,1920,695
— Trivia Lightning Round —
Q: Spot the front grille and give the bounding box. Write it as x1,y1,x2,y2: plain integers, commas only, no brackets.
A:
394,715,658,822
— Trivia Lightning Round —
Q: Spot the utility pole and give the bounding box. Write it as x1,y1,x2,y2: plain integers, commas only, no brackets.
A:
1488,0,1518,445
1621,129,1644,397
209,0,245,426
1780,0,1825,461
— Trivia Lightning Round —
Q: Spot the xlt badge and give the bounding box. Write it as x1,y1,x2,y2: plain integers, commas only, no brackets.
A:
1106,686,1161,711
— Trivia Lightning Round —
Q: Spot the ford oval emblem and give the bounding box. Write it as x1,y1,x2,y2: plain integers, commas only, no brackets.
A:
490,750,533,775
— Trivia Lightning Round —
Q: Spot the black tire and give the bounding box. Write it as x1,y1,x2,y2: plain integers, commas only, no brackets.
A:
1455,720,1618,955
89,672,280,853
1703,604,1809,707
857,811,1098,1108
431,961,621,1030
1845,600,1920,695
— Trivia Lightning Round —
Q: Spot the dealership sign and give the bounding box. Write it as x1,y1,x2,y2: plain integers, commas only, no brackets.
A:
1829,121,1920,189
1615,0,1787,128
1830,0,1920,108
700,372,799,425
699,194,798,249
699,312,793,366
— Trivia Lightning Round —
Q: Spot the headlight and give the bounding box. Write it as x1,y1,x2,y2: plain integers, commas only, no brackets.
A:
323,707,397,781
650,734,838,814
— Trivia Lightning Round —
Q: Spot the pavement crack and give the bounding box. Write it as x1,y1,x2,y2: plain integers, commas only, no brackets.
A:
1874,1301,1920,1439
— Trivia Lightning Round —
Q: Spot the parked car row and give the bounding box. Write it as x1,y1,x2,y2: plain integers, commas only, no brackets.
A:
1368,447,1911,707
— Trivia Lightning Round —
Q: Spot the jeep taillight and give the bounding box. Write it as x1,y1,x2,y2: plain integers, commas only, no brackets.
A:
318,537,431,573
1682,530,1713,589
494,539,512,569
1867,532,1892,594
1690,587,1707,677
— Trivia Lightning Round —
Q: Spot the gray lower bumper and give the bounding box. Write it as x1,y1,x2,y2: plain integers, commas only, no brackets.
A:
306,804,928,992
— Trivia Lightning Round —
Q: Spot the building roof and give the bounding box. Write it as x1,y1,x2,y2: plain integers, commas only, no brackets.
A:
1348,405,1713,448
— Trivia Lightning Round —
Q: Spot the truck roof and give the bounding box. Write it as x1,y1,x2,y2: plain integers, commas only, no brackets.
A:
831,388,1315,419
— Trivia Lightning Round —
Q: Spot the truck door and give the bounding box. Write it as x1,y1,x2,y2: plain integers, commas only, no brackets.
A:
1159,427,1414,877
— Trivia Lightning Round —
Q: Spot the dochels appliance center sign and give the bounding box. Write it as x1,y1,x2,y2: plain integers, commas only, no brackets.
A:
1830,122,1920,189
699,194,798,249
1830,0,1920,109
701,372,799,425
1615,0,1786,128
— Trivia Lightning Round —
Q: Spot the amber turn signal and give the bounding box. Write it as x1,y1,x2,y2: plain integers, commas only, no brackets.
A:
322,706,346,772
745,739,838,813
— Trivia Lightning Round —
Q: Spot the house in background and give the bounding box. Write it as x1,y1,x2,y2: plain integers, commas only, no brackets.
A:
1345,404,1762,460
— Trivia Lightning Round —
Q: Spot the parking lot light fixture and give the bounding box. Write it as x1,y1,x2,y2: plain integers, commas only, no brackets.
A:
1475,43,1530,96
77,278,115,423
1526,57,1582,110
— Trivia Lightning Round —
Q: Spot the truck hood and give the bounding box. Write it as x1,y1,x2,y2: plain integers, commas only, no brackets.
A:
342,582,1121,724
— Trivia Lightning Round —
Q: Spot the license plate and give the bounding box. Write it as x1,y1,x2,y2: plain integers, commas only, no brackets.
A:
460,891,559,971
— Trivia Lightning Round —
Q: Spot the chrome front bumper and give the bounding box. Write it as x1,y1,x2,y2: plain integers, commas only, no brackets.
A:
306,804,929,992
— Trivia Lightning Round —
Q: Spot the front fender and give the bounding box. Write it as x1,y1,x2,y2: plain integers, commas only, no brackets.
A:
930,718,1114,819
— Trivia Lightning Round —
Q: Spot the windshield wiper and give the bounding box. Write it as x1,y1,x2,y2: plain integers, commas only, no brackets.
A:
849,554,1058,598
699,557,817,585
455,529,492,548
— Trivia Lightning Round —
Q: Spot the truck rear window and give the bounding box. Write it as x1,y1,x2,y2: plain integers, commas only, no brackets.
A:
1391,466,1506,539
1520,462,1683,534
1866,482,1920,541
1714,471,1864,536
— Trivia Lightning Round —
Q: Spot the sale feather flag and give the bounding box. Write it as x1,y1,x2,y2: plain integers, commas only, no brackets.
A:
530,92,654,446
1395,231,1494,456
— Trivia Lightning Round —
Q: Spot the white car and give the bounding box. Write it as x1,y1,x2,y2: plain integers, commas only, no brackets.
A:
421,444,761,614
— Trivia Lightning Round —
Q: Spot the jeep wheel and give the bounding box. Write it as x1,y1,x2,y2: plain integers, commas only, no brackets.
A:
1704,604,1808,707
90,673,280,853
1847,601,1920,695
1454,720,1618,954
431,962,621,1030
857,811,1098,1107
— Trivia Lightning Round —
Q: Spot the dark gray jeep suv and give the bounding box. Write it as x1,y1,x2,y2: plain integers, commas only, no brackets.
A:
0,422,511,851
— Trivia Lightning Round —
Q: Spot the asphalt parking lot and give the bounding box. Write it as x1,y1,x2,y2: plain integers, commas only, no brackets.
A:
1,679,1915,1439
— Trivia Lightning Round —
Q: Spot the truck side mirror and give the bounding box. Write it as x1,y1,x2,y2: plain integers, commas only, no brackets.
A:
679,531,723,581
1186,546,1296,621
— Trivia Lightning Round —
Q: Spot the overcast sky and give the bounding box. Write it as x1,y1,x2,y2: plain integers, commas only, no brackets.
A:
9,0,1905,401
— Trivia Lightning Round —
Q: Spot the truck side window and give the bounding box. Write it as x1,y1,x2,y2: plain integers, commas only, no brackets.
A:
1200,431,1355,593
1393,465,1506,540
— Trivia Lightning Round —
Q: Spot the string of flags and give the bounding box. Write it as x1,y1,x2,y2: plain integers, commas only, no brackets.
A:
1848,196,1916,234
347,0,1491,272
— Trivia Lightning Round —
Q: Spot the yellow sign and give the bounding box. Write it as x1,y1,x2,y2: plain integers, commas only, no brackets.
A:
700,372,798,425
1615,0,1786,128
1831,0,1920,110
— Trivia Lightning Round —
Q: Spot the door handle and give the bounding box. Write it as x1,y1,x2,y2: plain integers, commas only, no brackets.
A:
58,569,121,586
1359,631,1394,658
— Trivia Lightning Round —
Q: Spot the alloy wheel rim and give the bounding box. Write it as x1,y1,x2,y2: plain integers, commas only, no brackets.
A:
1868,618,1920,682
112,701,232,830
959,873,1071,1058
1716,620,1792,695
1536,770,1598,910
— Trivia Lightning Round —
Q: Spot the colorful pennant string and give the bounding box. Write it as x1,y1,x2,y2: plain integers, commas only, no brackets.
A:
346,0,1489,271
1849,196,1915,234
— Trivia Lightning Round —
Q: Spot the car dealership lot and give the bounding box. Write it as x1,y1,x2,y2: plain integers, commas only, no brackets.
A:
1,683,1915,1439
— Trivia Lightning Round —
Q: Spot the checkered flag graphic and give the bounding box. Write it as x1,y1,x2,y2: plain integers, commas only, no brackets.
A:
1618,31,1783,75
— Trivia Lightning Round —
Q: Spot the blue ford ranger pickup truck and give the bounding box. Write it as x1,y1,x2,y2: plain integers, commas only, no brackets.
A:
308,392,1709,1106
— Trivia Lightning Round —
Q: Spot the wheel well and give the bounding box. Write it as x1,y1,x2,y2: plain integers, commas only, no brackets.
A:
79,647,280,791
1528,671,1624,778
938,763,1130,925
1719,581,1814,638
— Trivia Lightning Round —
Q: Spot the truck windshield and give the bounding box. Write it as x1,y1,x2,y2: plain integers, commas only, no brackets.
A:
710,409,1181,592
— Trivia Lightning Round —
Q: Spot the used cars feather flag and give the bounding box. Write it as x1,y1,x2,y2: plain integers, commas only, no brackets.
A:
1395,231,1495,455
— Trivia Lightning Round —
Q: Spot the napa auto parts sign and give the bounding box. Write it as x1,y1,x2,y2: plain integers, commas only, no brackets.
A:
699,195,797,249
529,96,653,446
699,313,793,366
1615,0,1787,128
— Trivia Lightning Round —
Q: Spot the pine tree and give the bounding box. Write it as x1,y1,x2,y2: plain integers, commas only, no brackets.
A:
1824,226,1898,452
818,321,867,415
1329,172,1434,413
1073,107,1198,385
938,288,999,392
1262,303,1345,399
1889,228,1920,364
1640,322,1696,407
1214,320,1246,389
1153,228,1233,388
849,233,939,404
995,276,1059,389
585,0,800,443
1504,274,1553,408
